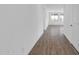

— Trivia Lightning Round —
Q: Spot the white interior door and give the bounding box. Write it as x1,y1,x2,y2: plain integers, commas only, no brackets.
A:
72,5,79,52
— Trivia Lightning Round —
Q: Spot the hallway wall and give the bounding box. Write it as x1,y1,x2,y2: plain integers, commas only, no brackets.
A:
42,5,49,30
0,5,44,54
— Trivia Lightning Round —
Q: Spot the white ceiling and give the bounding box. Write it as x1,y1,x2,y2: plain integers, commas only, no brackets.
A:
42,4,65,13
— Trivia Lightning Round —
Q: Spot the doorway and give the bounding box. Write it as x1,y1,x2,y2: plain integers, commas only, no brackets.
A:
48,10,64,26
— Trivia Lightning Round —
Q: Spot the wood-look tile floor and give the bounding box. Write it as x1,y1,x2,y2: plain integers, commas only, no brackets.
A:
29,25,79,55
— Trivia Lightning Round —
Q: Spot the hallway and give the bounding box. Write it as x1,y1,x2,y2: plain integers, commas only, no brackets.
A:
29,25,79,55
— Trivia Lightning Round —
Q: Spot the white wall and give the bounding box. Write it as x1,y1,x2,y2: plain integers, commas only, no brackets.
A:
0,4,44,54
44,9,49,30
24,5,44,54
42,5,49,30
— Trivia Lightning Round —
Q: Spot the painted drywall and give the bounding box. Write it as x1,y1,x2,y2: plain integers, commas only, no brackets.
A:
44,9,49,30
0,5,44,54
24,5,44,54
42,5,49,30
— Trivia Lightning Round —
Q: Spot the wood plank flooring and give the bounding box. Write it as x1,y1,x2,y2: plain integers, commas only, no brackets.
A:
29,25,79,55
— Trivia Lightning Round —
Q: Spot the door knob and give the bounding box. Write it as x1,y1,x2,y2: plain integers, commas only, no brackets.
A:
70,24,72,26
